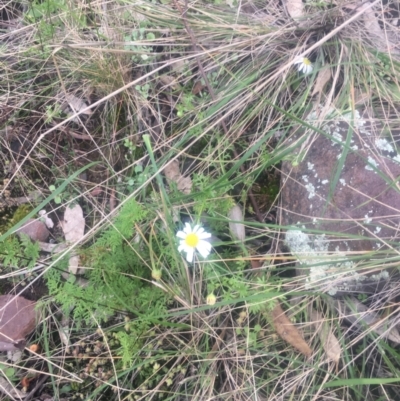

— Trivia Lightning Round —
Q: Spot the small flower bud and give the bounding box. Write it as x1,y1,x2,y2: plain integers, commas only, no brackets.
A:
206,293,217,306
152,269,162,281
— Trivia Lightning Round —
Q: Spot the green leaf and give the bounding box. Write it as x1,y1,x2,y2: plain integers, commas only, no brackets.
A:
4,368,15,378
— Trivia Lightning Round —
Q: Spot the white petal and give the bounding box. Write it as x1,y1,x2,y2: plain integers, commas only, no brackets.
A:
196,228,205,236
183,222,192,234
185,248,194,263
200,239,212,252
197,240,211,258
178,241,192,252
198,231,211,239
176,230,186,239
192,224,202,233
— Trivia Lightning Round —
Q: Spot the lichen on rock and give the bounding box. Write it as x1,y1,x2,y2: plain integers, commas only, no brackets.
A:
286,227,358,295
281,106,399,293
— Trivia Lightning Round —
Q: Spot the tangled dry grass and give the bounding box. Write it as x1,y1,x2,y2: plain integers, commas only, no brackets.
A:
2,0,400,400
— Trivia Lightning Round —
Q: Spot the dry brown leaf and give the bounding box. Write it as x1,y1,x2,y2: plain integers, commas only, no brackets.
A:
192,81,206,95
109,188,117,212
362,6,398,53
271,302,312,358
60,204,85,274
363,7,384,40
163,160,192,194
59,313,70,352
354,89,371,106
21,376,35,392
311,66,332,97
284,0,304,19
309,308,341,363
0,295,38,347
159,75,179,90
64,251,81,274
171,59,187,73
65,93,92,115
90,187,103,197
228,204,245,242
61,203,85,242
7,349,22,363
0,376,26,399
334,297,400,344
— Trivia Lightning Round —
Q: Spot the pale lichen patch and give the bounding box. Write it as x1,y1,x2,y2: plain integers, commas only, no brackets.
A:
342,109,369,136
375,138,394,153
370,270,389,281
374,226,382,234
365,156,378,171
332,132,344,144
285,228,359,296
392,154,400,164
364,214,372,224
305,183,316,198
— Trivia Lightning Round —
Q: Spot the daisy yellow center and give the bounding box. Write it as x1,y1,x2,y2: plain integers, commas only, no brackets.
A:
185,233,199,248
303,58,311,65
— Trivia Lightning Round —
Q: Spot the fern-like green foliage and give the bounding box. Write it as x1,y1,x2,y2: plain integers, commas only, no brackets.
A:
116,321,151,368
0,205,39,270
0,205,39,269
45,199,169,325
0,235,40,270
192,173,234,219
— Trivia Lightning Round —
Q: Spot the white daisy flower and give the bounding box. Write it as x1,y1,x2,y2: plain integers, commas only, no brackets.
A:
294,57,313,75
176,223,212,263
